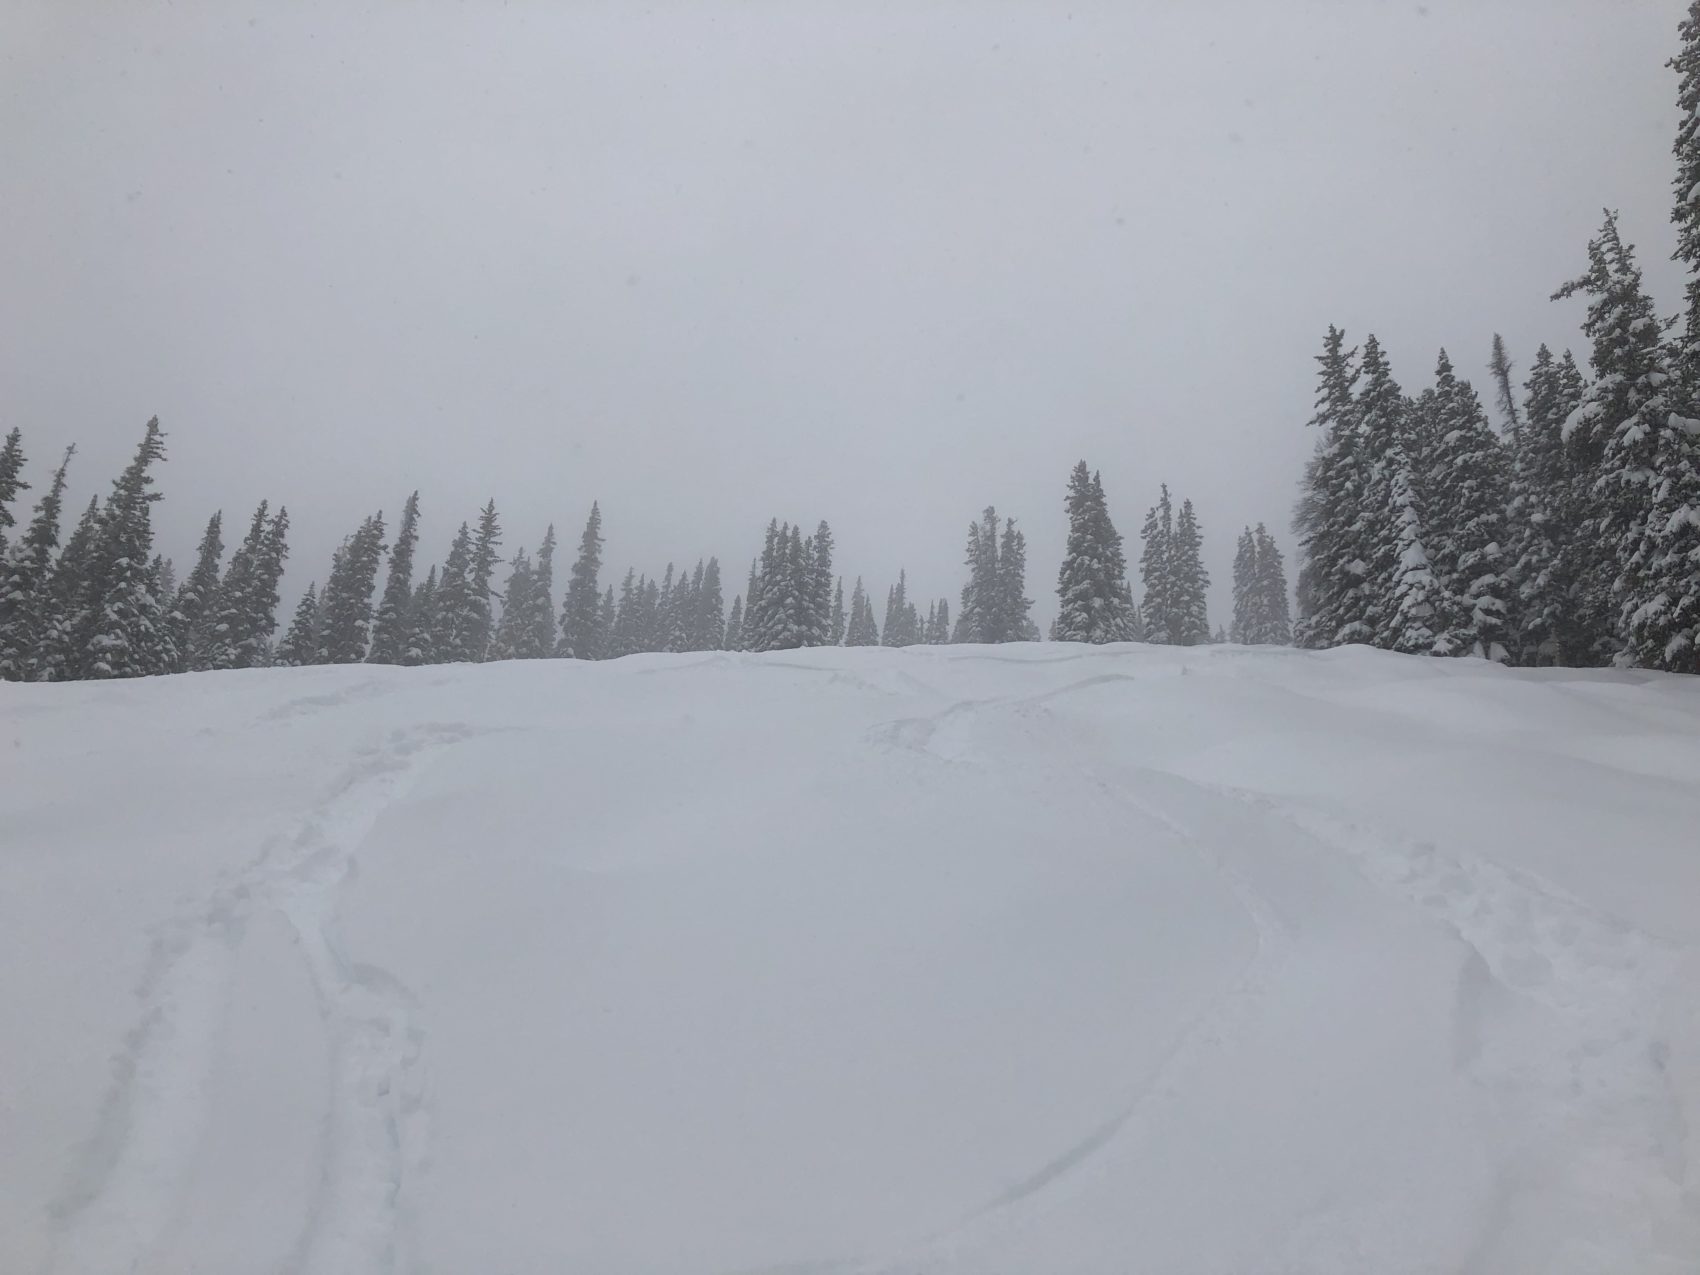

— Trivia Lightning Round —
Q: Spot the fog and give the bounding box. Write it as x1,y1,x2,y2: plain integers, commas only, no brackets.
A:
1,0,1686,625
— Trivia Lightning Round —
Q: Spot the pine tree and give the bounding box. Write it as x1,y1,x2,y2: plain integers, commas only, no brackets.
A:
403,565,439,666
151,556,177,604
698,557,725,651
597,586,616,655
883,571,912,647
1422,350,1512,659
36,496,100,680
275,582,322,667
1168,498,1211,646
1250,525,1292,645
196,502,289,671
167,511,223,672
846,576,879,645
1140,486,1176,643
1357,337,1443,654
0,444,73,680
1230,527,1257,645
0,427,28,557
1292,327,1372,648
1508,347,1587,664
431,522,475,662
830,577,846,645
998,518,1037,641
317,512,387,664
1555,211,1700,670
1055,461,1138,643
724,593,744,651
1488,334,1521,434
465,499,503,661
78,417,177,679
368,490,420,665
926,597,951,644
1673,0,1700,365
528,524,558,658
609,568,641,657
559,503,605,658
488,549,536,662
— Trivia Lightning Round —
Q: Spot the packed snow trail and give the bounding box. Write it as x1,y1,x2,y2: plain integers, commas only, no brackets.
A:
2,644,1698,1274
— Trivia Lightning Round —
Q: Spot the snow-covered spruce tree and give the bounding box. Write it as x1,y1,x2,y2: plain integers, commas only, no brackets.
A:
928,597,951,643
999,517,1038,641
0,427,27,557
1292,327,1374,649
1139,485,1176,643
698,557,725,651
488,549,536,661
1507,347,1587,664
1673,0,1700,365
430,522,475,661
367,490,420,665
151,556,176,604
526,524,558,658
952,508,996,642
1169,498,1211,646
403,565,439,666
1423,350,1512,659
558,503,605,659
1230,527,1257,644
1555,211,1700,670
846,576,879,645
168,511,223,671
882,571,911,647
608,568,641,657
741,524,780,653
317,511,387,664
597,586,616,653
830,577,846,645
1250,524,1292,645
724,592,744,651
808,523,834,646
77,417,177,679
274,582,322,667
36,496,101,680
0,444,73,680
1357,337,1444,654
464,499,503,661
1055,461,1138,643
196,502,290,672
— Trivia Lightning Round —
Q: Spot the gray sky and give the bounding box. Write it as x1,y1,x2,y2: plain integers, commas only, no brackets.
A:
1,1,1688,630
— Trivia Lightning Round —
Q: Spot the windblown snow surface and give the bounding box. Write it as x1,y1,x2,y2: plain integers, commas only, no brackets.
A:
4,643,1700,1275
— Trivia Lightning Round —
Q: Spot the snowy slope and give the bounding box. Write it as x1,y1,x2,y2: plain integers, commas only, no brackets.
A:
3,643,1699,1275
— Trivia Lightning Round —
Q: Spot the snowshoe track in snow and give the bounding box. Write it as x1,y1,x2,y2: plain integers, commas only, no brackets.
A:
44,722,476,1275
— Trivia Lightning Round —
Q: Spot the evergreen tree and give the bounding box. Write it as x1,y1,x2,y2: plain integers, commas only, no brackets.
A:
1357,337,1443,654
1055,461,1138,643
151,556,177,604
36,496,100,681
317,512,387,664
609,568,641,657
528,524,558,658
597,586,616,656
926,597,951,644
431,522,475,661
488,549,536,662
846,576,879,645
0,427,27,556
0,444,73,680
368,490,420,665
78,417,177,679
1488,333,1521,433
698,557,725,651
725,593,744,651
465,499,503,661
1140,486,1176,643
559,503,605,658
1508,347,1587,664
1251,524,1292,645
167,511,224,672
1230,527,1257,645
808,522,834,646
1672,0,1700,365
1555,211,1700,670
998,518,1037,641
1169,498,1211,646
1422,350,1512,659
275,582,322,667
883,571,912,647
1292,327,1372,648
830,577,846,645
403,565,439,666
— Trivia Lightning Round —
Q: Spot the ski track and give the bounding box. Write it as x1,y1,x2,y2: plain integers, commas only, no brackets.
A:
865,683,1700,1273
43,720,477,1275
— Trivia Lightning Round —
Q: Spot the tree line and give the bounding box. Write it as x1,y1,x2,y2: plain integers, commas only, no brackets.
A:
0,422,1297,682
1292,6,1700,675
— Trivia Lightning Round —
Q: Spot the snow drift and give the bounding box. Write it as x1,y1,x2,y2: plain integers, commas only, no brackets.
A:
3,642,1698,1274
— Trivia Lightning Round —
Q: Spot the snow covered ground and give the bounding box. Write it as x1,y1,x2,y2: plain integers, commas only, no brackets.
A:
4,642,1699,1275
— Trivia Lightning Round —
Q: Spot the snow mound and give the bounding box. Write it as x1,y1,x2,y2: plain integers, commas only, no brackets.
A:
3,643,1699,1274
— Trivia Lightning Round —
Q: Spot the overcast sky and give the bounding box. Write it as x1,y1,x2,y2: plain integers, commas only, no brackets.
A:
1,1,1689,629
